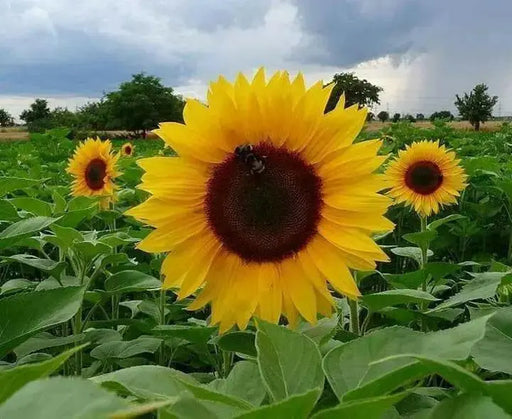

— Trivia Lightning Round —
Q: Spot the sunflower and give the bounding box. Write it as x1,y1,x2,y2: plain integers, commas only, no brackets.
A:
385,140,467,216
67,137,120,200
122,142,134,157
127,69,393,332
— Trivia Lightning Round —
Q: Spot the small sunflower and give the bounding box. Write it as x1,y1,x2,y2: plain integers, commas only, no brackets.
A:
122,142,134,157
385,140,467,216
67,137,120,199
127,69,393,332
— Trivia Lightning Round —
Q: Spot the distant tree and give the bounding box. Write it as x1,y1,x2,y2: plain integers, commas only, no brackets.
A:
366,112,375,121
377,111,389,122
455,83,498,131
392,113,401,122
430,111,454,121
51,107,78,128
416,113,425,121
404,114,416,123
76,101,109,131
0,109,14,127
20,99,51,124
325,72,383,113
105,73,185,136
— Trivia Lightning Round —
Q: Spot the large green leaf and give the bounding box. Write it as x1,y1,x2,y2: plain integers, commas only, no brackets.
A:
104,270,162,294
429,394,509,419
390,247,433,265
217,332,257,357
0,216,58,249
6,254,66,278
362,289,439,311
235,389,321,419
11,197,52,217
323,315,490,400
311,393,407,419
0,377,130,418
0,177,40,196
0,345,83,403
472,306,512,374
431,272,510,311
0,200,20,222
255,320,324,402
153,325,217,344
14,332,84,358
0,286,84,358
90,337,162,360
208,361,266,406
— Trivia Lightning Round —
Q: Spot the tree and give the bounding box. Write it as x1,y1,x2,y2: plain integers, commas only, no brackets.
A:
392,113,401,122
430,111,454,121
455,83,498,131
51,107,78,128
404,114,416,123
325,72,383,113
105,73,185,136
0,109,14,127
377,111,389,122
76,101,109,131
19,99,52,132
416,113,425,121
366,112,375,121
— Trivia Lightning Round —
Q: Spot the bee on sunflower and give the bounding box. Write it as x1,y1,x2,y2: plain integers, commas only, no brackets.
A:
121,142,134,157
67,137,120,207
385,140,467,217
127,69,394,332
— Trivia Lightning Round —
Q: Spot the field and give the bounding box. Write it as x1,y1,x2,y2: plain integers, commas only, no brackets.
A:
1,122,512,418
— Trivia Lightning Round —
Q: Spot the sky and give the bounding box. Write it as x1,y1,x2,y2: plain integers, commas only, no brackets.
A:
1,0,511,120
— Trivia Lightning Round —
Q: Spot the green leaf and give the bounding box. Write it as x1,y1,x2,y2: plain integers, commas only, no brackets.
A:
0,200,20,222
99,231,139,247
383,270,427,289
427,214,466,230
390,247,433,265
472,307,512,374
0,278,35,296
298,315,338,345
311,392,407,419
152,325,217,344
0,286,84,357
46,224,83,250
0,376,130,418
6,254,66,278
423,262,461,282
323,316,490,400
235,388,321,419
104,270,162,294
208,361,266,406
255,320,324,402
430,394,509,419
90,337,162,360
403,230,438,249
72,240,112,264
0,345,83,403
217,332,257,357
431,272,510,311
0,177,39,196
51,189,66,214
10,197,52,217
362,289,439,311
56,206,97,228
0,216,59,249
14,332,84,358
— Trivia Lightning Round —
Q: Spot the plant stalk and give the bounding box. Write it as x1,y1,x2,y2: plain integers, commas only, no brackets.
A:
159,288,166,365
419,216,429,331
348,298,359,335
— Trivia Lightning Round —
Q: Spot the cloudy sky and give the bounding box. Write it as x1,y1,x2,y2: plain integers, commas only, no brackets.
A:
1,0,511,120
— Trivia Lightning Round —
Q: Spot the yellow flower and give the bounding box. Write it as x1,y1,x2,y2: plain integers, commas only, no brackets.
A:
385,140,467,217
67,137,120,199
127,69,393,332
122,142,134,157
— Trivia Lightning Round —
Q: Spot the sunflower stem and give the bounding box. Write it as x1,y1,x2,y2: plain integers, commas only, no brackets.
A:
158,288,166,365
348,298,359,335
419,215,429,332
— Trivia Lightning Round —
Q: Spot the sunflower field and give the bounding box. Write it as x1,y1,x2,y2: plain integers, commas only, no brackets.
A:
2,72,512,418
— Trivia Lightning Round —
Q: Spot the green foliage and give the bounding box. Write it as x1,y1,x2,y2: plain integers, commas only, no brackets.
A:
392,112,400,122
0,108,14,127
325,72,383,113
0,127,511,417
455,83,498,130
430,110,454,121
377,111,389,122
104,72,185,135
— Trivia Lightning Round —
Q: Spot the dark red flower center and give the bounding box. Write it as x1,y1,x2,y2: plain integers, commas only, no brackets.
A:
205,142,323,263
124,146,132,155
85,158,107,190
405,160,443,195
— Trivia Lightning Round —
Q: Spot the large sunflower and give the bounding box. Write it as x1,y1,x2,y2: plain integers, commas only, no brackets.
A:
127,69,393,332
385,140,467,216
67,137,120,199
122,142,134,157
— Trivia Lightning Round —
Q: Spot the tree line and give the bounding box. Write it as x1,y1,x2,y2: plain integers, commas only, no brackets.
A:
0,72,499,133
